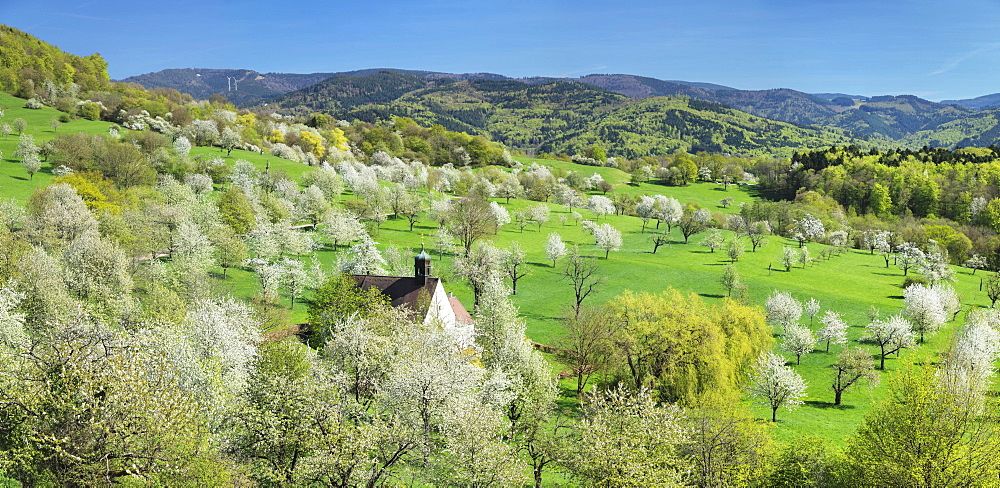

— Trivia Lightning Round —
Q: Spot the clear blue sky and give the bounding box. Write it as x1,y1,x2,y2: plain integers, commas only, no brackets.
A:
4,0,1000,101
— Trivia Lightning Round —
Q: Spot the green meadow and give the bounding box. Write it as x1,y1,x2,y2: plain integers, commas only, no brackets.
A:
0,92,116,202
0,106,985,446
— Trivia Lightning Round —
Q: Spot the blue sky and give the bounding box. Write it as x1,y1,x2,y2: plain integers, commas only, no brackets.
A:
4,0,1000,101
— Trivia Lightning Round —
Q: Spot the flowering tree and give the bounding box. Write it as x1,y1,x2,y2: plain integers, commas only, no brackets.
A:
790,214,824,247
340,235,387,275
765,291,802,329
781,326,816,365
781,246,798,272
565,386,689,484
323,210,365,249
747,352,808,422
656,196,683,233
677,207,711,243
966,254,988,275
174,136,192,159
502,242,529,295
699,229,725,253
298,185,331,229
864,315,915,369
943,310,1000,399
20,152,40,179
527,203,550,231
804,298,820,325
817,311,848,352
219,126,242,156
587,195,615,220
904,283,948,343
636,196,657,233
490,201,510,232
896,242,925,276
545,232,567,267
593,223,623,259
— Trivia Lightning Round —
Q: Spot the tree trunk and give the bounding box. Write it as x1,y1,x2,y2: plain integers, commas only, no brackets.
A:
834,389,842,406
771,407,778,422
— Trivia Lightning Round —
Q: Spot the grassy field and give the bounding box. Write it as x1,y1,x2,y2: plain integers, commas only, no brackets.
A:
0,107,988,447
208,155,986,445
0,92,117,202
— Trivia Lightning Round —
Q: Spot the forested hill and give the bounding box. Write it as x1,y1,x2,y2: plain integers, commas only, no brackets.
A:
0,25,111,98
258,72,863,157
125,67,1000,150
118,68,338,105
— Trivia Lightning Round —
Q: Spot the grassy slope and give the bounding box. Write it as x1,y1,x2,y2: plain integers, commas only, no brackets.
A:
1,103,983,447
205,155,990,445
0,92,116,202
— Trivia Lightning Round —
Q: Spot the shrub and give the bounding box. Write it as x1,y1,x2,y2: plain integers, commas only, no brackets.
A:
902,275,929,289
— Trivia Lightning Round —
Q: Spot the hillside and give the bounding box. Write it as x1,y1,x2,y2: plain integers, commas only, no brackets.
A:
119,68,337,105
0,25,110,99
941,92,1000,110
125,66,1000,150
259,72,863,157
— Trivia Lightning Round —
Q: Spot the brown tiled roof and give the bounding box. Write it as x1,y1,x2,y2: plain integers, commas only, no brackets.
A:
449,296,474,324
351,275,438,313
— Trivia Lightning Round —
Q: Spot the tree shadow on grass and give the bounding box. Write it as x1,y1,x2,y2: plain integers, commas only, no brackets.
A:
804,400,856,410
886,295,904,300
699,293,725,299
9,175,27,181
703,262,727,267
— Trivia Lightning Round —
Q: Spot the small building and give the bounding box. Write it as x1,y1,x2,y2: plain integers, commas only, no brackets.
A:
351,247,474,346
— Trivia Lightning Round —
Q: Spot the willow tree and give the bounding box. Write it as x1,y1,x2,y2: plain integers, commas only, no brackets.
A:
604,288,772,404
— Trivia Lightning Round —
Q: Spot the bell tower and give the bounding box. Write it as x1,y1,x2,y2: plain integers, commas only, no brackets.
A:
414,245,431,286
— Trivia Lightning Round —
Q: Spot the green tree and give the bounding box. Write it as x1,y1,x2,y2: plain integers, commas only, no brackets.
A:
217,186,256,234
606,289,771,404
769,436,844,487
870,183,892,216
307,273,390,344
846,365,1000,486
982,198,1000,232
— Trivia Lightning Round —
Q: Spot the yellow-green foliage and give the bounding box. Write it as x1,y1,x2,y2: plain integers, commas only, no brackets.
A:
52,171,122,214
604,288,772,404
0,25,110,97
846,364,1000,486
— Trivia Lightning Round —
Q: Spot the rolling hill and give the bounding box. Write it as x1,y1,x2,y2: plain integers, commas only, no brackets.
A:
258,71,865,157
124,66,1000,153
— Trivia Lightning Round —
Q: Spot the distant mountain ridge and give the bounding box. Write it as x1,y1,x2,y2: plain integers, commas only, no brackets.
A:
124,67,1000,150
941,93,1000,110
124,68,854,124
119,68,338,105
